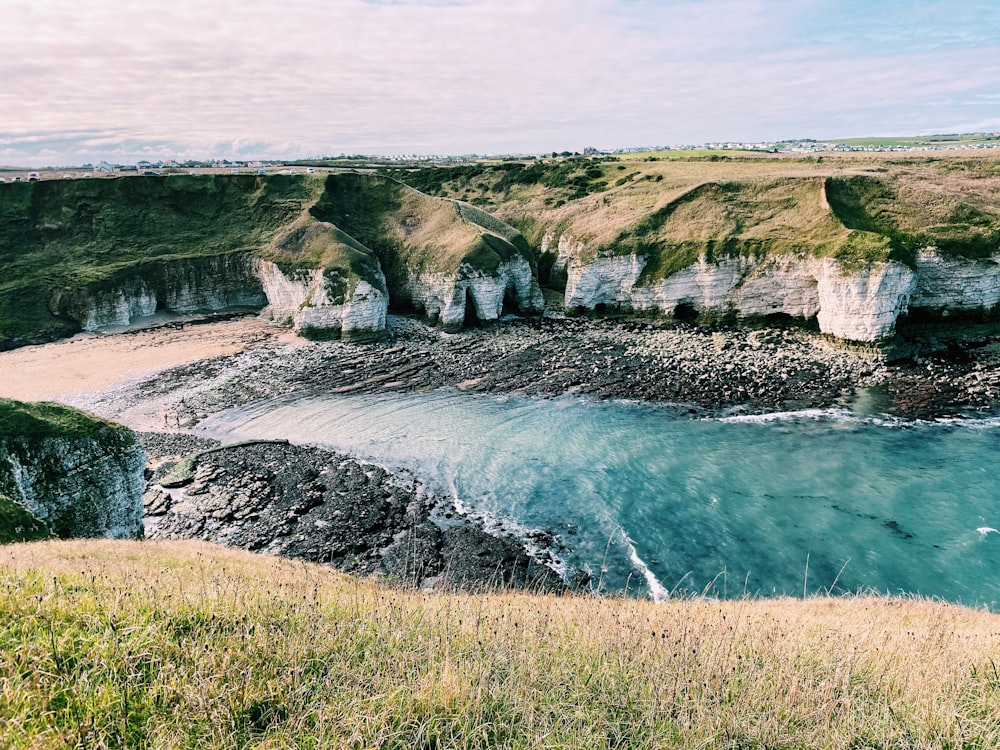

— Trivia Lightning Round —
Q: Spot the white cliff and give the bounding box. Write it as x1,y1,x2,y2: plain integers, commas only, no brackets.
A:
0,430,145,539
254,259,388,340
55,254,266,331
405,255,545,331
910,249,1000,313
561,242,922,342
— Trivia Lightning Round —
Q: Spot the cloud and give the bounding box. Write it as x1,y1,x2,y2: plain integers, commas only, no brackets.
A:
1,0,998,165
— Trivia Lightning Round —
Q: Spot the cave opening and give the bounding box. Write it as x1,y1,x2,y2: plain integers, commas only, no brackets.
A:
673,302,698,322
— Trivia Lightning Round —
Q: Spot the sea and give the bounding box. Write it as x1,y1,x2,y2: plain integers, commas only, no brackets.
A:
196,389,1000,606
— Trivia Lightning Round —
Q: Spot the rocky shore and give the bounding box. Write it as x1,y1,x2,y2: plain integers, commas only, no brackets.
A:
145,313,1000,424
61,311,999,593
139,433,573,592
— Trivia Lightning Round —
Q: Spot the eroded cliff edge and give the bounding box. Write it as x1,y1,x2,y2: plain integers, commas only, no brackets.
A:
2,160,999,348
0,399,145,540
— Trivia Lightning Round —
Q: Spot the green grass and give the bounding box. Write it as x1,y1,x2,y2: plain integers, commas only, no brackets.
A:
826,175,1000,262
0,495,51,544
0,398,132,441
311,173,533,294
2,539,1000,749
3,158,1000,346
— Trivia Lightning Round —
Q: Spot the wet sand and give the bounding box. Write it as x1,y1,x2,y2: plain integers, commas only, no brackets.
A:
0,316,300,403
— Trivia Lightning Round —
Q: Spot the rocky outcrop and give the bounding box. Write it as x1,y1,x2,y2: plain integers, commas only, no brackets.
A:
145,440,568,591
310,174,544,331
910,250,1000,315
0,403,145,539
559,240,919,341
255,259,387,341
53,253,266,330
405,255,544,331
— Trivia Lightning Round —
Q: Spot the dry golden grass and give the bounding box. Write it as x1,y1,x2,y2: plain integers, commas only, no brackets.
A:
2,539,1000,748
466,152,1000,267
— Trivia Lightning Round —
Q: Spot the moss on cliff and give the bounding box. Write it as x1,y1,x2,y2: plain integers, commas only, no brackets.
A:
0,494,52,543
0,398,133,442
310,173,533,302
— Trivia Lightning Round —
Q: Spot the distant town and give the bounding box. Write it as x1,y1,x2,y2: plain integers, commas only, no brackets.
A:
2,132,999,176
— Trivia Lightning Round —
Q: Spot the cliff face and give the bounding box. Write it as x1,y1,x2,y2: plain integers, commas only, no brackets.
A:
52,253,267,330
558,235,928,342
310,174,544,331
3,167,999,348
0,401,145,539
255,259,387,340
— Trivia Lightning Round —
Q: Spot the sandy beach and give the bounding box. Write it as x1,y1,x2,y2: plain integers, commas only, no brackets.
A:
0,316,299,403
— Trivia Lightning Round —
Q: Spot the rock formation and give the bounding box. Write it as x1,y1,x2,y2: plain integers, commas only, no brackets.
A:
2,167,998,347
0,400,145,539
310,173,544,331
52,253,267,330
254,221,388,340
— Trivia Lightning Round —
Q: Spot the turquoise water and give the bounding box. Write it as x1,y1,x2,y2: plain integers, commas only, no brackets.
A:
197,391,1000,605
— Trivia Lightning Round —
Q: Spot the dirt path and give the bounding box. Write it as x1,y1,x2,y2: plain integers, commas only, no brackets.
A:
0,317,300,402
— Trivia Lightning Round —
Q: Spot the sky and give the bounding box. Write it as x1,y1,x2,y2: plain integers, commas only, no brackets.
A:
2,0,999,166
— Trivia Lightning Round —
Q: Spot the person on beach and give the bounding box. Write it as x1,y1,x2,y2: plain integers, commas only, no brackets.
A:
164,413,169,426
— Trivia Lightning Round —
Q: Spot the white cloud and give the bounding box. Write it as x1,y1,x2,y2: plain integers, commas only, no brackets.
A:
1,0,998,165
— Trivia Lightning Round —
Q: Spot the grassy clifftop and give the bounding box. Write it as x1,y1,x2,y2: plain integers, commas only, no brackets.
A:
0,174,323,347
394,154,1000,281
2,539,998,749
310,173,534,296
0,397,132,441
257,219,388,300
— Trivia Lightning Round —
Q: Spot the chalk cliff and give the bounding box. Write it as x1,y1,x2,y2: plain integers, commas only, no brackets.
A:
0,400,145,540
310,173,544,331
52,253,266,330
255,221,388,340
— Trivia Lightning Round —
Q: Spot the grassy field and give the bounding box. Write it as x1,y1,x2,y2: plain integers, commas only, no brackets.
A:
392,152,1000,281
834,134,1000,148
2,539,999,749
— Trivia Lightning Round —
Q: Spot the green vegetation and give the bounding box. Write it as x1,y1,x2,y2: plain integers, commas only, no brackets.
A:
258,222,387,302
0,495,51,544
2,539,999,749
602,178,888,283
3,155,999,347
312,173,534,299
387,160,613,204
826,175,1000,262
0,398,131,442
0,174,322,348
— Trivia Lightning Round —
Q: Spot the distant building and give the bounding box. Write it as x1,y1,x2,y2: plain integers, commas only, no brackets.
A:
95,161,115,173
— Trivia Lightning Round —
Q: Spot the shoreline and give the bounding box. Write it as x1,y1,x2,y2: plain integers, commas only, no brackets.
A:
3,311,998,594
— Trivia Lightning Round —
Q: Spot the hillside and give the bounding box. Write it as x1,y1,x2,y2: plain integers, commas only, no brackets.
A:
2,539,998,749
389,153,1000,280
0,174,321,347
0,172,541,347
2,154,999,347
